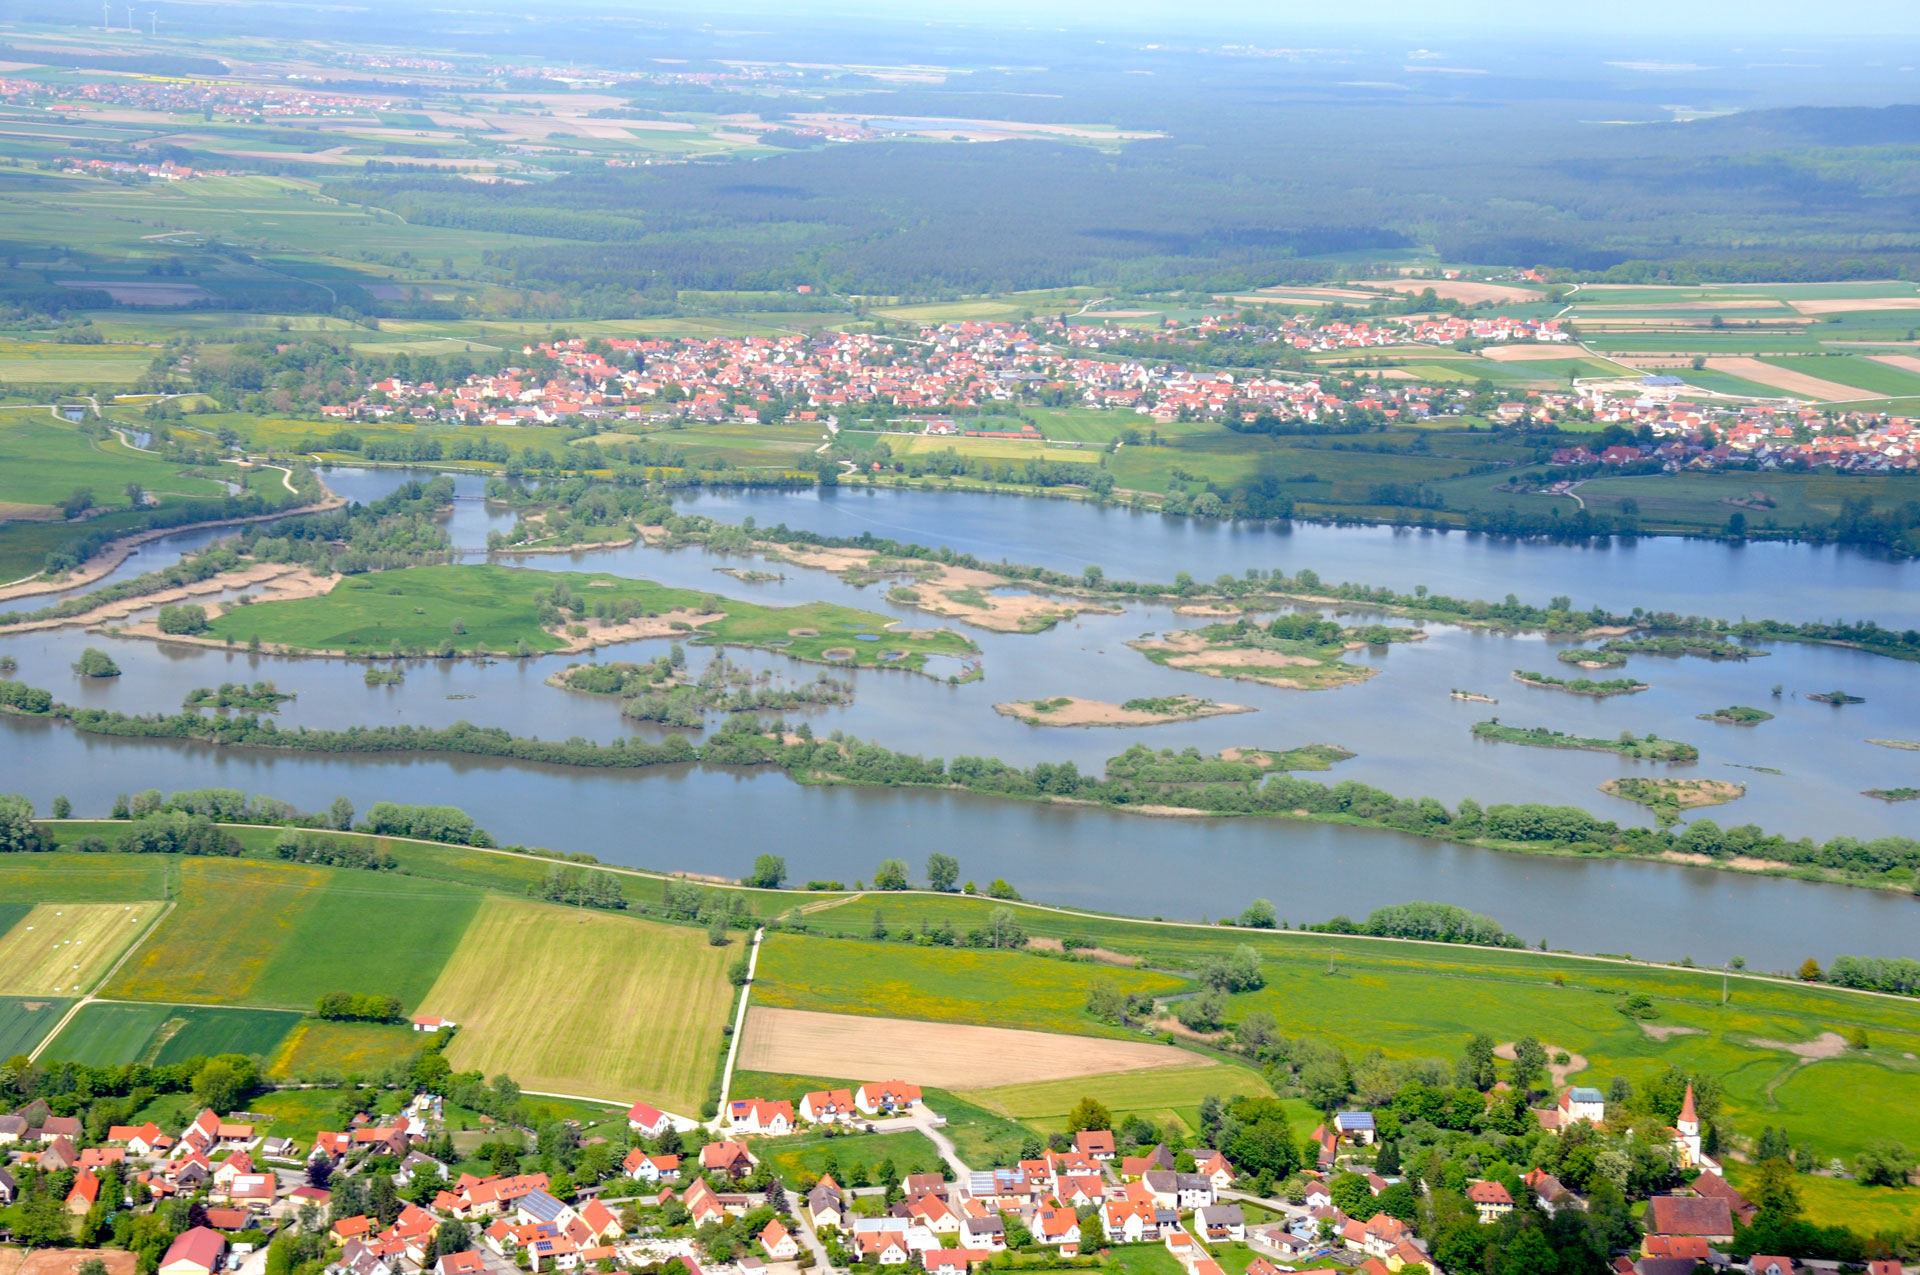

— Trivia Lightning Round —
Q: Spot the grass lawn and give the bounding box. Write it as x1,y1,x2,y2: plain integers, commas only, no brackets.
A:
423,895,735,1110
104,857,481,1011
751,933,1184,1039
758,1129,946,1183
1106,1245,1190,1275
0,994,70,1057
246,1087,353,1143
961,1063,1272,1138
0,851,169,901
266,1018,421,1079
0,415,226,510
0,901,164,995
1722,1162,1920,1234
205,563,978,673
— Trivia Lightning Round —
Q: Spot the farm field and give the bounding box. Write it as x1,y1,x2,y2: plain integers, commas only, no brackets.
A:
1760,355,1920,398
0,415,227,512
0,342,156,385
265,1018,421,1079
0,852,169,902
422,895,735,1110
751,933,1184,1038
752,897,1920,1164
961,1062,1276,1137
737,1005,1196,1088
42,1001,299,1066
0,995,70,1058
103,857,480,1011
887,434,1099,464
0,901,164,995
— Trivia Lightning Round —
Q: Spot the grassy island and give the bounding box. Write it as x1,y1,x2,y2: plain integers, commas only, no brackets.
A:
1809,690,1867,705
993,694,1251,728
1513,670,1649,698
554,655,852,729
202,564,979,678
1557,648,1629,669
1868,739,1920,752
1472,720,1700,763
1865,788,1920,803
184,681,294,713
1604,634,1765,660
1699,705,1775,725
1130,613,1418,691
1600,777,1746,826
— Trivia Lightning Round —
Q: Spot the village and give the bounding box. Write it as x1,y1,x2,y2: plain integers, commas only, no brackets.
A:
322,317,1917,476
0,1059,1880,1275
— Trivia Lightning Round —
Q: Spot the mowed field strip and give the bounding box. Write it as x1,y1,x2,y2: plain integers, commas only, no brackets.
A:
1702,357,1865,401
737,1006,1197,1088
421,895,735,1110
0,902,164,995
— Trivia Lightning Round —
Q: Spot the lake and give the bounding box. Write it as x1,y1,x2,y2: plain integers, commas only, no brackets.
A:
2,468,1916,967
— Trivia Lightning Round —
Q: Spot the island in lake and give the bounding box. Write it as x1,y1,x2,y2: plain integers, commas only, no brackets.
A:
993,694,1252,728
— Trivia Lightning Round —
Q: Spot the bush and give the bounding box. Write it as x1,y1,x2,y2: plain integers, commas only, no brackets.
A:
157,603,210,635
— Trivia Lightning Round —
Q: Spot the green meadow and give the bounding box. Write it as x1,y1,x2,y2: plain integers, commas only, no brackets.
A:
961,1064,1279,1138
45,1001,300,1066
0,415,227,510
758,1129,946,1182
0,850,170,901
204,563,977,672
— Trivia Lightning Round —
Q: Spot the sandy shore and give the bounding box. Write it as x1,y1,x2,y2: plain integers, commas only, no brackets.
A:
9,563,335,637
0,489,343,603
993,695,1252,728
1602,778,1744,811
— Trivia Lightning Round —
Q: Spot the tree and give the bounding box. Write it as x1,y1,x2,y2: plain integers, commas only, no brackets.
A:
1237,898,1277,928
1329,1172,1373,1219
707,914,729,945
1457,1034,1498,1090
0,793,47,853
1797,958,1823,982
873,858,910,890
1499,1227,1557,1275
746,854,787,889
14,1188,72,1246
1853,1140,1914,1187
1747,1157,1801,1217
987,906,1024,949
1510,1036,1548,1090
74,647,121,677
51,795,71,819
1065,1097,1112,1134
926,853,959,893
194,1056,248,1111
329,796,354,831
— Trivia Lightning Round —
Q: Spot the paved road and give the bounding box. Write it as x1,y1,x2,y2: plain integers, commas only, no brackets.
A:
868,1112,973,1181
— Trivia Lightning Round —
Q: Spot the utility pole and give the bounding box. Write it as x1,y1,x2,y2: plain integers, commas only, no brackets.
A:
103,2,110,29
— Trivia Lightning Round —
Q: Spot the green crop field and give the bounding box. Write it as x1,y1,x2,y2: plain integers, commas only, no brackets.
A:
105,857,481,1011
0,851,169,901
42,1002,175,1064
43,1000,299,1065
422,895,736,1109
961,1063,1274,1137
204,563,976,673
266,1018,421,1079
889,434,1099,464
151,1006,301,1064
752,932,1184,1038
1761,355,1920,397
758,1129,946,1183
0,994,69,1057
0,415,227,512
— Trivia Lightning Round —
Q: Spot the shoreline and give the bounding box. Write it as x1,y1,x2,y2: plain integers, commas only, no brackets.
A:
0,486,345,605
991,695,1254,728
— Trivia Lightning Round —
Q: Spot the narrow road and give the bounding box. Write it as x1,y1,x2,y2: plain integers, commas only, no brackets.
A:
786,1187,837,1272
712,926,766,1125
